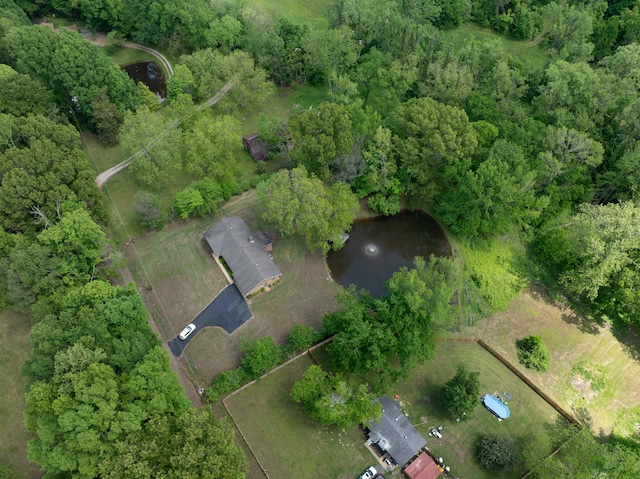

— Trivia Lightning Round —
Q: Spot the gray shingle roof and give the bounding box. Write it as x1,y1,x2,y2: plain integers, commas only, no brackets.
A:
203,217,282,296
367,396,427,467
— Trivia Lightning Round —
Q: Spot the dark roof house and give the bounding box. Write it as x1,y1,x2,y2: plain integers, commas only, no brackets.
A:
366,396,427,467
404,452,442,479
203,217,282,297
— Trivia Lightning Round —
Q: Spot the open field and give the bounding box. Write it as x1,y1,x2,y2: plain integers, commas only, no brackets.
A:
442,23,548,72
225,354,374,479
245,0,330,27
0,310,42,479
127,190,340,385
464,289,640,436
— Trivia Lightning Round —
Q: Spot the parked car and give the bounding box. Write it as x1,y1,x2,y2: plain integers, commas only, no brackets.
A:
179,323,196,340
358,466,377,479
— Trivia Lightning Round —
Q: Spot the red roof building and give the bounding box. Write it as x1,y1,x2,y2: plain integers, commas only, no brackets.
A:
404,452,442,479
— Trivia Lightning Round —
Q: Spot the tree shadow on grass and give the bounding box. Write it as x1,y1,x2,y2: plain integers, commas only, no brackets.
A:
560,310,601,335
612,324,640,363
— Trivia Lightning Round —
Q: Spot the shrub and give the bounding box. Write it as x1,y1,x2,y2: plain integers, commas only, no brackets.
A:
133,191,165,230
205,369,248,403
240,337,283,379
516,335,550,372
256,161,267,174
285,325,320,355
191,178,223,216
173,187,204,220
477,433,520,470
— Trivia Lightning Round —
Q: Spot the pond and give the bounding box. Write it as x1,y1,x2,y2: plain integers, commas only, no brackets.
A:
326,211,452,298
121,61,166,99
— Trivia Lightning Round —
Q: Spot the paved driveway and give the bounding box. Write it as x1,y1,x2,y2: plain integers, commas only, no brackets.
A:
168,284,252,357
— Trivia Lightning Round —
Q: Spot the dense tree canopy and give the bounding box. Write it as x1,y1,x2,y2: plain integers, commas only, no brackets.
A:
0,115,104,233
290,365,381,428
257,167,359,253
441,365,480,420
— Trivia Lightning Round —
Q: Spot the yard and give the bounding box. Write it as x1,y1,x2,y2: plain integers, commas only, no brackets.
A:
225,354,374,479
0,310,42,479
464,288,640,436
126,190,340,386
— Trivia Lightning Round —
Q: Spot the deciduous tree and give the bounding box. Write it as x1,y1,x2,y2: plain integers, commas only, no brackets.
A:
441,365,480,420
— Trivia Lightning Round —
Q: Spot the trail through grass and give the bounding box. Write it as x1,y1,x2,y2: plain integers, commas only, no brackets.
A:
0,310,42,479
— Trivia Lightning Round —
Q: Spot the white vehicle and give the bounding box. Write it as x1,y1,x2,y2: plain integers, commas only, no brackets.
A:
358,466,377,479
179,323,196,340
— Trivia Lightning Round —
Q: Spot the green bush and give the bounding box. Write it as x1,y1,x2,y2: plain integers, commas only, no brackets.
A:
516,335,550,372
173,187,204,220
205,369,249,403
285,325,320,355
191,177,223,216
477,433,520,470
240,336,283,379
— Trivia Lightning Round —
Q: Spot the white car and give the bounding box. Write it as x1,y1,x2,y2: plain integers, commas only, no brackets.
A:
179,323,196,340
358,466,377,479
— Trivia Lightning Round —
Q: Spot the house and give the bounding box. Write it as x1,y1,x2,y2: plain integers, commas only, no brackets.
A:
366,396,428,468
242,133,268,162
203,217,282,297
404,452,442,479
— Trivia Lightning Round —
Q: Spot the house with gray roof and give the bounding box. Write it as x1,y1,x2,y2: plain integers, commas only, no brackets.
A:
366,396,427,467
203,217,282,297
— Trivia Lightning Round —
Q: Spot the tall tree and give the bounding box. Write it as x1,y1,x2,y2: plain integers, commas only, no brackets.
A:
389,97,478,200
257,167,359,253
120,106,183,187
441,365,480,420
183,115,240,178
290,365,381,428
0,115,104,233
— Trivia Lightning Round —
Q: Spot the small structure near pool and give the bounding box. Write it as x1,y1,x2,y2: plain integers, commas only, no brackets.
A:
203,216,282,297
482,394,511,420
404,452,442,479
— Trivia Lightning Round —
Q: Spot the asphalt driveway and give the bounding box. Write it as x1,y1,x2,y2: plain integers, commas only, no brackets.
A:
168,284,253,357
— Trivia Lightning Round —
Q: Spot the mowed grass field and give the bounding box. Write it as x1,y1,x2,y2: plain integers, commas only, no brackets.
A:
245,0,330,27
225,354,374,479
464,289,640,436
127,190,340,385
442,23,548,72
0,310,42,479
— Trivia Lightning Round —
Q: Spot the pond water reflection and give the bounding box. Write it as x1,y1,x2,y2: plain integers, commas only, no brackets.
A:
326,211,452,298
121,61,166,99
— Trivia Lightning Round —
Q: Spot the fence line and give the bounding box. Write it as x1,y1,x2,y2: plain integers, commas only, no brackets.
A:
475,339,581,427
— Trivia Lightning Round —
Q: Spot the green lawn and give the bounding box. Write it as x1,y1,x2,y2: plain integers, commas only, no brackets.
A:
466,289,640,436
0,310,43,479
245,0,330,27
442,23,548,72
225,355,374,479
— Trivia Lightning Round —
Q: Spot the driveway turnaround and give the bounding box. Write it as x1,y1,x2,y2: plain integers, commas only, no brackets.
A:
168,284,253,357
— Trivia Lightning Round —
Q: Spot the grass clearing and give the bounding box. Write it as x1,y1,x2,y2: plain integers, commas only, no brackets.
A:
442,23,548,72
127,190,340,385
225,354,373,479
464,288,640,434
245,0,330,27
0,310,42,479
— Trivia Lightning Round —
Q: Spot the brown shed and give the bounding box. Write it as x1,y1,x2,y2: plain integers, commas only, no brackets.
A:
242,133,267,162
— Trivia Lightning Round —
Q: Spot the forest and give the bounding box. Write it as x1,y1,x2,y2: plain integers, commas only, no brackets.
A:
2,0,640,476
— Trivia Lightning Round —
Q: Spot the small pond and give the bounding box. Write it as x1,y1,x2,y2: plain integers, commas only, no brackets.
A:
121,61,166,99
326,211,452,298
